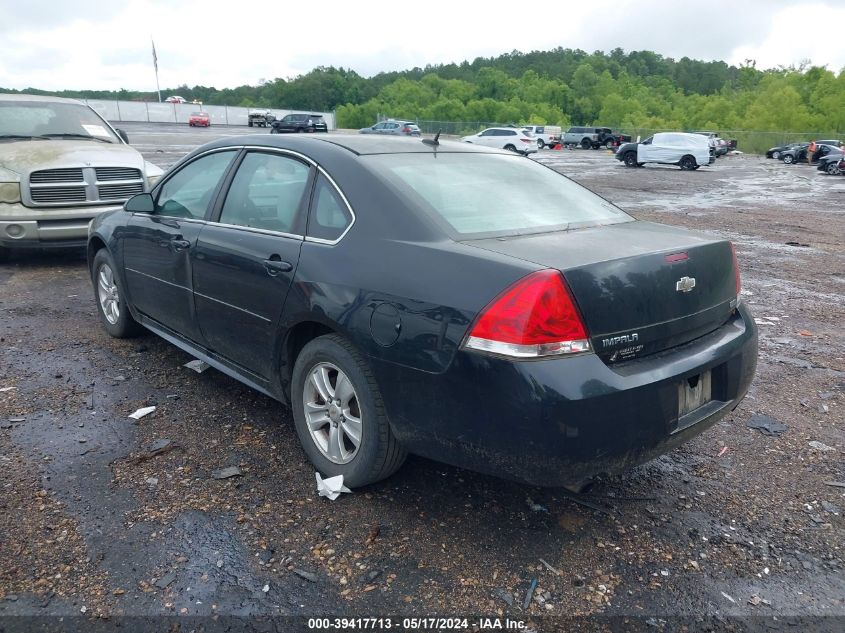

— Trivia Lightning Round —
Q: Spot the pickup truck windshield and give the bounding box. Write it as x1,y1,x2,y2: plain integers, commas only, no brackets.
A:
0,101,118,143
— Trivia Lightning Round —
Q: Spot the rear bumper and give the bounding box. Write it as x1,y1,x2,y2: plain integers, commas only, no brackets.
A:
372,305,757,487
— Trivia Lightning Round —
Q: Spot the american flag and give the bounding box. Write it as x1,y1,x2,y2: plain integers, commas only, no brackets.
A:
151,39,158,73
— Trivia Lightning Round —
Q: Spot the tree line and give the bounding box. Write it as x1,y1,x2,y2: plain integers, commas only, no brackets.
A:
4,48,843,139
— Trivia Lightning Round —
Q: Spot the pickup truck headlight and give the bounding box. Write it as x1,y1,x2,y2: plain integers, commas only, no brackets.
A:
147,174,162,189
0,182,21,204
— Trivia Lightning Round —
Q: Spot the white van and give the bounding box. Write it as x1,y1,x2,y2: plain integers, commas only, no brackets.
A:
521,125,561,149
615,132,713,170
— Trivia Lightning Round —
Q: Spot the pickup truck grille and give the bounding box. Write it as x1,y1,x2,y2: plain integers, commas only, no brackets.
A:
25,167,145,207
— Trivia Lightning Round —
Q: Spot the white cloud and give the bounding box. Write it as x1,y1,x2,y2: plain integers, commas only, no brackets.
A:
0,0,842,92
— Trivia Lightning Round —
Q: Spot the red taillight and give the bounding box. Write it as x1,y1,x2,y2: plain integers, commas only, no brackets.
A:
464,270,591,358
730,242,741,295
402,127,411,133
520,138,532,143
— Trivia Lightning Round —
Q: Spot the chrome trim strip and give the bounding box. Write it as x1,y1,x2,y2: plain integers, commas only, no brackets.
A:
303,166,356,246
125,267,191,292
210,221,303,241
193,291,272,323
131,213,208,225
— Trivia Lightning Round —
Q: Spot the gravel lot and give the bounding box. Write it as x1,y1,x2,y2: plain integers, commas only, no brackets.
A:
1,123,843,630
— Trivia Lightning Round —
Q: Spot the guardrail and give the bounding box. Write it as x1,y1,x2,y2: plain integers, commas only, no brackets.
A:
83,99,336,130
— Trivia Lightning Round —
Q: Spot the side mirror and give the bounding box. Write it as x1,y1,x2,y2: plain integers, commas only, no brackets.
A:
124,192,154,213
116,128,129,144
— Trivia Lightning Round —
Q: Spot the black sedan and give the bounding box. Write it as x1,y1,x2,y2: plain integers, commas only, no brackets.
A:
87,135,757,489
765,143,800,159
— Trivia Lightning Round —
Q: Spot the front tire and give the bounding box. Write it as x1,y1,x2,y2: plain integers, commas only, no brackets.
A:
623,151,638,167
291,335,406,487
783,154,794,164
772,151,780,159
92,249,141,338
580,138,591,149
537,139,545,149
504,144,517,152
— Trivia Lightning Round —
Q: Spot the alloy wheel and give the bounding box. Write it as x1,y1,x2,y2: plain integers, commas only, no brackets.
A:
303,362,362,464
97,264,120,325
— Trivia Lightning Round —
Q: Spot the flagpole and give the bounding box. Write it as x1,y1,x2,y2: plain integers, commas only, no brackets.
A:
152,38,161,103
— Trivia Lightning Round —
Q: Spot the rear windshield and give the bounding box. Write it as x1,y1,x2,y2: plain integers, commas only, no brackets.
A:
363,153,632,239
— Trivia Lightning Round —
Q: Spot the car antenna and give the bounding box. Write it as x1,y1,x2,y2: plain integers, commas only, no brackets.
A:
422,129,441,147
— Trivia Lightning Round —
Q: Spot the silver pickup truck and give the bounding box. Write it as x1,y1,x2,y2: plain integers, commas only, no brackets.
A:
0,93,162,259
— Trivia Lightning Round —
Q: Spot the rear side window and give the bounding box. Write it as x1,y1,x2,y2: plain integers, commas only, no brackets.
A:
364,153,631,239
307,174,353,242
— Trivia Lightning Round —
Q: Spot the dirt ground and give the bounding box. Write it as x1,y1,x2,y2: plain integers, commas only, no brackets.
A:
1,124,843,632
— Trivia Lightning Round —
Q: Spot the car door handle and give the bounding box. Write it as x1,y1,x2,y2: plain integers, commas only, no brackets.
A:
263,258,293,275
171,238,191,251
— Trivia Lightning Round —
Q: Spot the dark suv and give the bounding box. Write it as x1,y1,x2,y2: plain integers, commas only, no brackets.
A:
270,113,328,134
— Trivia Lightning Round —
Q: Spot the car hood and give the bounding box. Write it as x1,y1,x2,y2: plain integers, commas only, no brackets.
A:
0,139,158,181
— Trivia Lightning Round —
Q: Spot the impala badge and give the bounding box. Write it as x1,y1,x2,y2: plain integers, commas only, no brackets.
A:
676,276,696,292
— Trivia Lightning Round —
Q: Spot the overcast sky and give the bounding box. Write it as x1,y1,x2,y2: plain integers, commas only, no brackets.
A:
1,0,843,92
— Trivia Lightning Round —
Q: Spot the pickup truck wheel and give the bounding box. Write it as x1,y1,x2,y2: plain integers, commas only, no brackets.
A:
679,155,696,170
248,121,253,127
605,140,614,150
537,139,545,149
580,138,591,149
623,151,638,167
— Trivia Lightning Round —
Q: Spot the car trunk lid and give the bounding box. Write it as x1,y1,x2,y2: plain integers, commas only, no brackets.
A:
463,221,738,363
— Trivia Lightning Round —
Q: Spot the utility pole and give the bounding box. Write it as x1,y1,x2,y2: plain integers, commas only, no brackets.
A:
152,38,161,103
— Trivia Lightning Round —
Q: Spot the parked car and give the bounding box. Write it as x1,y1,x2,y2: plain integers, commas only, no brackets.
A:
188,112,211,127
780,143,838,165
87,134,757,489
615,132,712,170
714,138,729,157
270,114,328,134
816,148,844,174
460,128,538,155
248,109,275,128
0,93,162,260
563,126,600,149
521,125,561,149
165,95,186,104
765,143,801,159
359,120,421,136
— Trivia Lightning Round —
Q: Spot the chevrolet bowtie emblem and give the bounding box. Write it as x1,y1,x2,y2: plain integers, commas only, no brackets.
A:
676,276,696,292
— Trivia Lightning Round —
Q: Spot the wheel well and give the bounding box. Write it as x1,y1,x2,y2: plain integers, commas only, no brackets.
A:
87,236,107,278
283,321,336,395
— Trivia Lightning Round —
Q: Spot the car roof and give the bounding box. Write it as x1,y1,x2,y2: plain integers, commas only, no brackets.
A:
196,133,506,157
0,92,85,105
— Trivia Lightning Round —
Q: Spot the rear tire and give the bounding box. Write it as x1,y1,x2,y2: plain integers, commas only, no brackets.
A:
826,162,840,175
248,121,253,127
679,155,696,170
291,334,407,487
623,151,638,167
580,138,591,149
91,249,141,338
